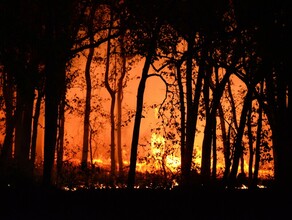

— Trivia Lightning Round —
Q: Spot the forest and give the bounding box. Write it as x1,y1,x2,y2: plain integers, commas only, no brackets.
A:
0,1,291,217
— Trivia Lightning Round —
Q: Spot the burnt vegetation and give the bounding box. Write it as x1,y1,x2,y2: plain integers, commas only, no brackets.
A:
0,0,291,219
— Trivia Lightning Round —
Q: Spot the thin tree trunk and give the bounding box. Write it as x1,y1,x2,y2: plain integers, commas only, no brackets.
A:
252,82,263,188
229,88,253,187
181,35,202,187
30,89,44,169
247,103,254,187
218,103,231,183
176,62,186,174
127,23,160,189
201,69,231,184
104,9,116,180
81,4,95,170
201,62,211,184
56,96,65,185
211,117,217,182
117,34,126,177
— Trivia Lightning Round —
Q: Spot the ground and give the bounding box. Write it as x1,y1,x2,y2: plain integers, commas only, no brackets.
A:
0,185,290,220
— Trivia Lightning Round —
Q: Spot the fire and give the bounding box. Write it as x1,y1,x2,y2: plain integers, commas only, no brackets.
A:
165,155,180,171
58,128,273,190
149,132,181,173
150,133,165,156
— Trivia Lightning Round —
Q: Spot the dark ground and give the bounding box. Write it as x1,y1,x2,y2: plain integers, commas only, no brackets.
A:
0,185,291,220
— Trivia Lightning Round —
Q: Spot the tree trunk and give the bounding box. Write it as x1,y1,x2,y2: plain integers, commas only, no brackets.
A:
81,44,93,170
14,80,34,185
104,9,117,180
30,88,44,170
211,117,217,182
176,62,186,177
247,103,254,187
1,71,15,160
127,24,160,189
81,4,95,170
56,96,65,185
181,36,201,187
43,62,65,186
252,85,263,188
229,88,253,187
266,68,290,190
201,62,211,185
218,103,231,183
117,34,126,177
201,69,231,184
42,0,68,187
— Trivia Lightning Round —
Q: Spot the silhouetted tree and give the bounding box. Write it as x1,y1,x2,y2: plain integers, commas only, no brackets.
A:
81,2,96,171
233,0,291,189
126,0,167,189
0,0,43,185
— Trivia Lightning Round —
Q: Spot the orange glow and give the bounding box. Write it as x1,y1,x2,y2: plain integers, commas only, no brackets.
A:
0,29,275,190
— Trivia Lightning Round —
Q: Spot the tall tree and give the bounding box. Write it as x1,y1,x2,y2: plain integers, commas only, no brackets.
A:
42,0,88,186
116,33,127,177
104,7,117,180
81,3,96,170
233,0,291,189
126,0,165,188
0,0,43,185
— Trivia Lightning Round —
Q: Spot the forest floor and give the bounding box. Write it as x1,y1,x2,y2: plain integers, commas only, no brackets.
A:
0,184,291,220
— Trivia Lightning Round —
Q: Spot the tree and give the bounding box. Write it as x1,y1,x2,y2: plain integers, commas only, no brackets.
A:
81,2,96,171
104,7,117,180
233,0,291,189
42,0,90,186
126,0,167,188
0,0,43,185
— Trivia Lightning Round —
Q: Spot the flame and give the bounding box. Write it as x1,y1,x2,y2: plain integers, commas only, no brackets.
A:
59,129,273,190
92,158,103,164
149,132,181,172
165,155,180,170
150,133,165,156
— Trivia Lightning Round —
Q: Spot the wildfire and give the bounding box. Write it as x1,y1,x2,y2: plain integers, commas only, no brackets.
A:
58,130,273,191
149,132,181,172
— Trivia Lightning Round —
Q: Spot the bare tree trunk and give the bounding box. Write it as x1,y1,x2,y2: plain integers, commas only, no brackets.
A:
14,81,34,185
201,69,231,184
56,96,65,185
252,82,263,188
240,153,245,174
265,65,290,190
44,65,65,186
109,94,116,179
229,88,253,187
81,4,95,170
117,34,126,177
30,88,44,170
224,79,239,183
176,62,186,176
247,103,254,186
81,48,93,169
218,103,231,183
181,35,202,187
211,117,217,182
127,23,160,189
42,0,70,187
212,66,219,183
104,10,117,180
201,62,211,184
